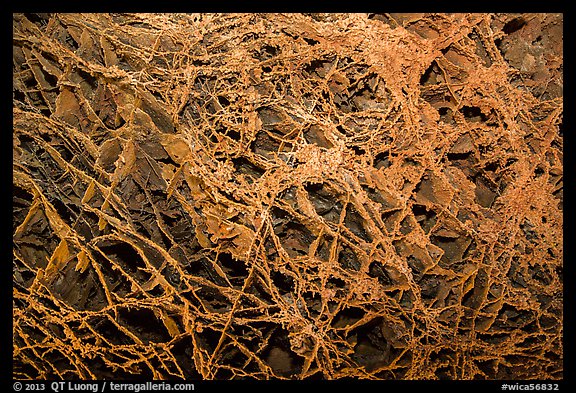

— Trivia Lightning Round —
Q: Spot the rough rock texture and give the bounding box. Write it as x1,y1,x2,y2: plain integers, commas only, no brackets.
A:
13,13,563,380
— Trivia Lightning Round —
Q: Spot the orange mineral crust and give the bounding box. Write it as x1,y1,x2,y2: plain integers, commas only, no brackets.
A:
13,13,563,380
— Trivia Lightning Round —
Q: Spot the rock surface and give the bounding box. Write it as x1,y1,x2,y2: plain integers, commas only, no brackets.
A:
13,13,562,380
